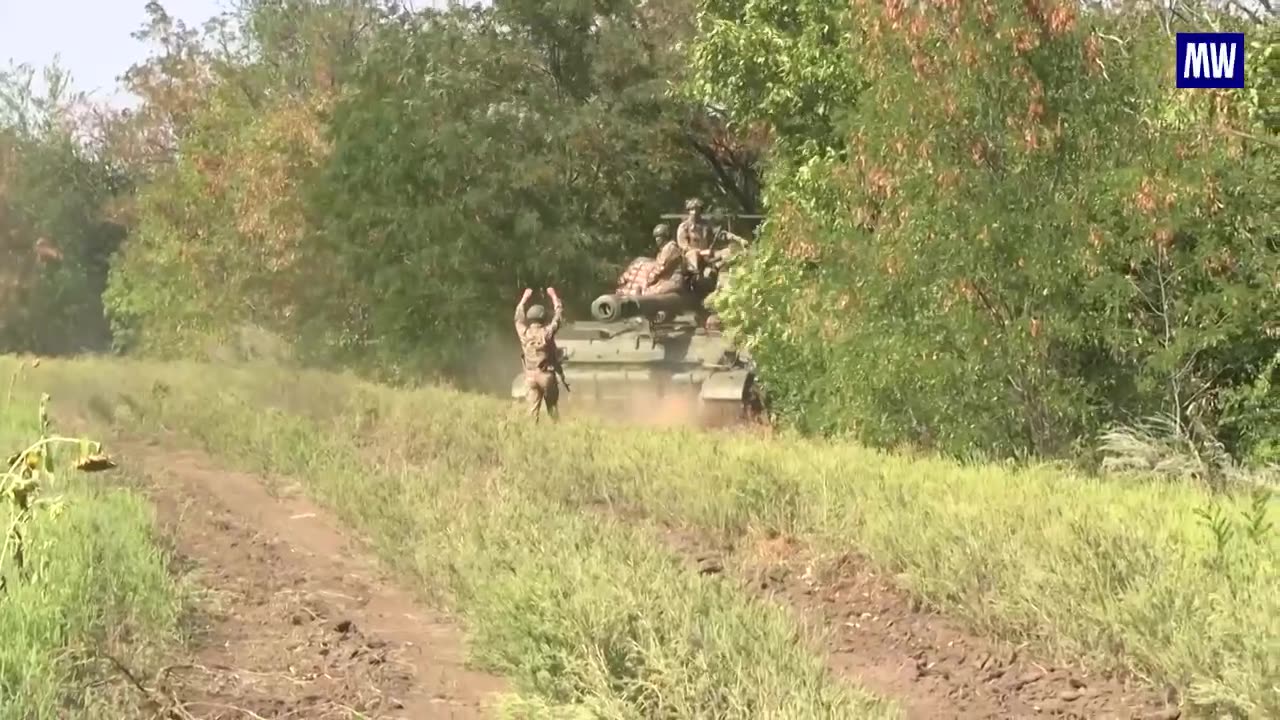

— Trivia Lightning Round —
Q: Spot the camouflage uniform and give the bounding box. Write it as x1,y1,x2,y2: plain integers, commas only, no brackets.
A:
676,198,713,270
617,224,684,295
676,198,747,278
644,223,685,294
515,294,564,422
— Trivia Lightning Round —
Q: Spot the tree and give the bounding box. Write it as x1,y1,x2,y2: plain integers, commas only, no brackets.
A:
0,63,124,355
103,0,387,358
103,0,740,377
307,2,720,372
698,0,1278,459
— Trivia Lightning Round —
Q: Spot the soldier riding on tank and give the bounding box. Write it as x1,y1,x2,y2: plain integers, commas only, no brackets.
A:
676,198,750,285
506,214,768,426
644,223,685,295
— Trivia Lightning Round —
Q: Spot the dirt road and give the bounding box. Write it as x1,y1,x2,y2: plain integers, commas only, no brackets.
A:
106,434,1181,720
661,527,1181,720
123,439,506,719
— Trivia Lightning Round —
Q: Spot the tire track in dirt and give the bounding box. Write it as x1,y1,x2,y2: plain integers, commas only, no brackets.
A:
122,438,507,719
657,524,1183,720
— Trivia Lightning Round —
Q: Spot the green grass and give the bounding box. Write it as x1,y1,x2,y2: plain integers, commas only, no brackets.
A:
0,381,180,719
20,355,1280,718
43,358,898,719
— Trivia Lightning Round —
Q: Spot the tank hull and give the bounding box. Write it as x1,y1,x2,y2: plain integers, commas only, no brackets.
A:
508,315,763,428
508,364,758,427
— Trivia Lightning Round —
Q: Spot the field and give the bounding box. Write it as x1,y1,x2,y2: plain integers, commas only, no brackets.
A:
0,373,179,718
2,354,1275,719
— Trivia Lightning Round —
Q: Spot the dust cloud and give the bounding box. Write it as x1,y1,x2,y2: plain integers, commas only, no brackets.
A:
451,331,523,397
597,386,705,428
555,385,755,431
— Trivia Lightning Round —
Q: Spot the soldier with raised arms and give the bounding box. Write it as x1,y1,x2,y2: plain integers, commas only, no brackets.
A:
514,287,564,423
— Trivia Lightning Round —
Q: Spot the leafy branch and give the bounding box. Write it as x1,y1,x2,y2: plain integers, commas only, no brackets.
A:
0,389,116,593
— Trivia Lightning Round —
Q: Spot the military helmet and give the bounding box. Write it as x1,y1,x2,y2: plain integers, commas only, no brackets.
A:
685,197,704,212
525,304,547,323
653,223,670,241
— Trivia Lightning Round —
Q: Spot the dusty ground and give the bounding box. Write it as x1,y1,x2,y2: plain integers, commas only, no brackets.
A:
90,422,1181,720
660,525,1184,720
117,440,1183,720
118,438,507,719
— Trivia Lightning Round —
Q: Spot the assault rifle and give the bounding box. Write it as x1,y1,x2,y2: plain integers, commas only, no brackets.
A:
552,345,570,393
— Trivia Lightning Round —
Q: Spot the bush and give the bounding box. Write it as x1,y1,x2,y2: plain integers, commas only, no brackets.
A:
696,1,1278,460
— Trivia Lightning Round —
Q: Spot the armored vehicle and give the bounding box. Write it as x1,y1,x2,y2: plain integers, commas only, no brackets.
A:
509,288,763,426
509,214,765,426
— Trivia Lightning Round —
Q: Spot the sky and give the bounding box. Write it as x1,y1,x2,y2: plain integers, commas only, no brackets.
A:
0,0,468,107
0,0,232,106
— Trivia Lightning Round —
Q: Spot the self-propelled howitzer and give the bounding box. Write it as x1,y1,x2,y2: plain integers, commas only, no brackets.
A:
509,289,764,427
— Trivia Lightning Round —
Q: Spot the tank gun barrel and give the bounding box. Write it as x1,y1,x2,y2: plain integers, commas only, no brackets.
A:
591,292,697,322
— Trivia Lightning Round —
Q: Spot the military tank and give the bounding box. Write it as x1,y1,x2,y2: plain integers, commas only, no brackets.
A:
508,272,765,427
509,209,766,426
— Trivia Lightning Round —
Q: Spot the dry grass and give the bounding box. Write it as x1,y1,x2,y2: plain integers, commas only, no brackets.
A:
0,367,180,719
14,355,1280,718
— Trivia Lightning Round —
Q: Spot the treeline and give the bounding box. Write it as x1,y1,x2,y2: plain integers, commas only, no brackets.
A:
99,0,759,377
0,0,1276,466
695,0,1278,465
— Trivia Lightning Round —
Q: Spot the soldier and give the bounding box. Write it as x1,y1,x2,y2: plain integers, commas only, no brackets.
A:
643,223,685,295
675,198,749,280
514,287,564,423
675,197,712,256
617,223,683,295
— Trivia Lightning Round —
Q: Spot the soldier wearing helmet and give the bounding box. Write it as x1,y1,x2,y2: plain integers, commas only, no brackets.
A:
676,197,748,279
675,198,710,255
643,222,686,295
515,287,564,423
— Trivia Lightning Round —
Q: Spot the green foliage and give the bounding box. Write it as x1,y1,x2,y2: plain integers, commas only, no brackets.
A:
0,373,176,718
104,87,331,357
7,0,1276,467
689,0,864,156
103,0,735,377
104,0,371,358
1220,349,1280,467
700,1,1279,459
0,63,124,355
307,5,714,371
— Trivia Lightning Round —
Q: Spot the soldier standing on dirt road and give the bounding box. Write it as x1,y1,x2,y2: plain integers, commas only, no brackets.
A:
514,287,564,423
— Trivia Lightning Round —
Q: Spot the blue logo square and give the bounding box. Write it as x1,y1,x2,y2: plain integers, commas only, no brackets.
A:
1176,33,1246,89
